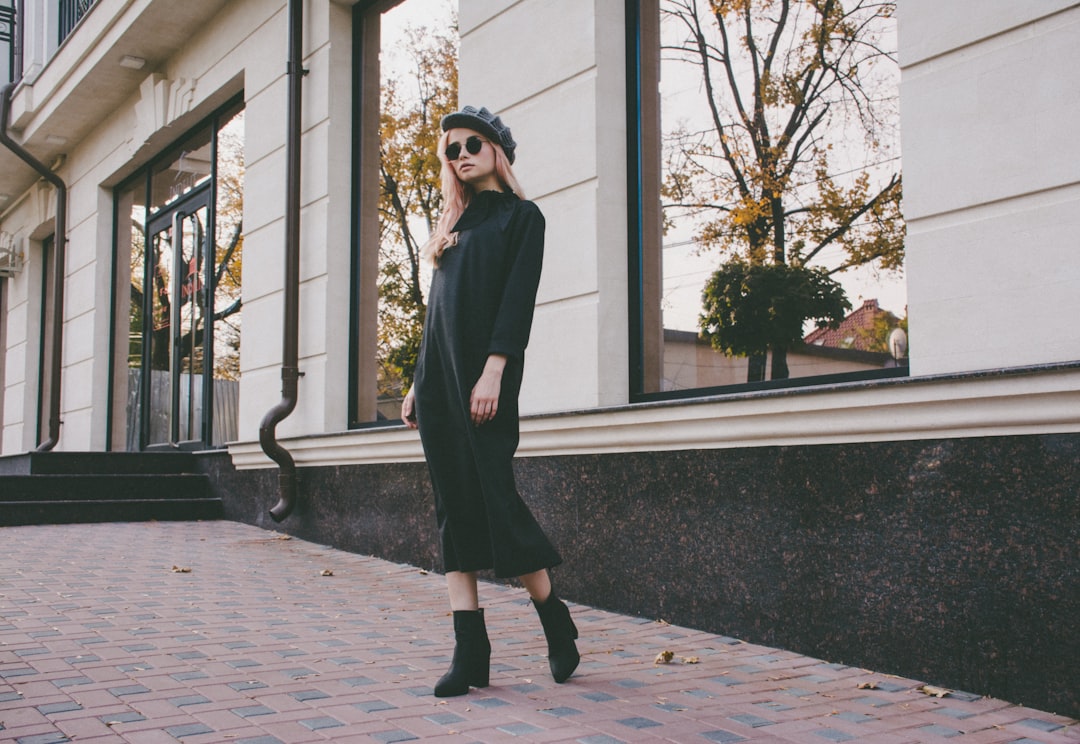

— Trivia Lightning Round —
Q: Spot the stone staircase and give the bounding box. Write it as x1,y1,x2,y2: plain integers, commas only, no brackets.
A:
0,452,222,526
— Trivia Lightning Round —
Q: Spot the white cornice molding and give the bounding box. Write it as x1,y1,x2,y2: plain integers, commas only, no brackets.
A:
227,366,1080,470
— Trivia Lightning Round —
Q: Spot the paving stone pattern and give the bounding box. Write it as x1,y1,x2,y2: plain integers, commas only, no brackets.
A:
0,521,1076,743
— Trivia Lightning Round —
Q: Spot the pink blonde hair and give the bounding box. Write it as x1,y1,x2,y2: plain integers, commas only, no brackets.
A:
422,129,525,265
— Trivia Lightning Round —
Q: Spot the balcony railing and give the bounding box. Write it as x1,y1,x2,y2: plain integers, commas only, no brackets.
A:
58,0,96,46
1,2,14,83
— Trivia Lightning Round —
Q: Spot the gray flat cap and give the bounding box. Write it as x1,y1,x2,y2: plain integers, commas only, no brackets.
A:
441,105,517,164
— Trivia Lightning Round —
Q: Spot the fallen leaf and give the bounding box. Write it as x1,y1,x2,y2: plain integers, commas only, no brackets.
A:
171,566,191,573
681,656,700,664
918,685,951,698
857,681,879,690
654,650,674,665
320,569,334,576
419,569,429,575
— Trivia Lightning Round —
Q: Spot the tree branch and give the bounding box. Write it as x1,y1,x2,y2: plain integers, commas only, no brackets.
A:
802,171,900,263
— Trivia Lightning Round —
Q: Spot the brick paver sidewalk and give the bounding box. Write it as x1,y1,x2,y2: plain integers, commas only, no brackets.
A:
1,521,1076,743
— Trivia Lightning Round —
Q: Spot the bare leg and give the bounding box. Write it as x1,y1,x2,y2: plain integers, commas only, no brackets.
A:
445,570,480,611
519,568,552,603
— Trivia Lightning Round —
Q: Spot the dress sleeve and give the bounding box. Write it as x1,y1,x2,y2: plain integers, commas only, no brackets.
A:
487,201,545,362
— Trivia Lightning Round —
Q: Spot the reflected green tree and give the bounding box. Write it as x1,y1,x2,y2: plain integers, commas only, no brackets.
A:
662,0,905,379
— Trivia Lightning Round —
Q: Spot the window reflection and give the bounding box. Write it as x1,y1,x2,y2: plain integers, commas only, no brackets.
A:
635,0,907,397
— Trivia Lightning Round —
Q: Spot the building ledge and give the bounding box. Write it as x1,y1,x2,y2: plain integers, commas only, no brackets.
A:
227,362,1080,469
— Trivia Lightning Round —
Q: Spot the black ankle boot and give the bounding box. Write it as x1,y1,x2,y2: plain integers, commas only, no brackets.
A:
434,609,491,697
533,594,580,683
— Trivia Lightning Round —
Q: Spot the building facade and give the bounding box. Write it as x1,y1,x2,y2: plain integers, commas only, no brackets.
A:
1,0,1078,716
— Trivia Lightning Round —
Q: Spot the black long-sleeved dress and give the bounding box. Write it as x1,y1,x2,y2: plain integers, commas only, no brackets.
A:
413,189,562,579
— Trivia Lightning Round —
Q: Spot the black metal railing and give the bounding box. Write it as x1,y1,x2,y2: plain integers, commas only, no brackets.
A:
57,0,97,46
1,3,14,84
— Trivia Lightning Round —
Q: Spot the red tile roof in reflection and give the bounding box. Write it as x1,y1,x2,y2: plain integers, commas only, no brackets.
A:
804,298,893,352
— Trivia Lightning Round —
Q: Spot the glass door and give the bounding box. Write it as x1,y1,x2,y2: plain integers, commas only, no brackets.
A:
142,186,213,449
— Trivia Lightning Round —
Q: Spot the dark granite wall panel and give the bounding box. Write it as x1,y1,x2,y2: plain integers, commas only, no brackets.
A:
198,433,1080,717
198,457,441,572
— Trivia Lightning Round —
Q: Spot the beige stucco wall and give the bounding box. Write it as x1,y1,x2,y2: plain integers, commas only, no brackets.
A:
458,0,630,415
900,1,1080,375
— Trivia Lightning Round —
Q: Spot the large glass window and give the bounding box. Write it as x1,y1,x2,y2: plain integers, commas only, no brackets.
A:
351,0,458,426
630,0,907,399
114,97,244,450
0,277,7,449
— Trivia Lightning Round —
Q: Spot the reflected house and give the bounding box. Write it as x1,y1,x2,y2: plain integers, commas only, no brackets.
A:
803,299,904,355
0,0,1077,718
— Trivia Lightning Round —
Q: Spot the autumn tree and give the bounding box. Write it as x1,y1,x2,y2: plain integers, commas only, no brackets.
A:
210,113,245,381
859,308,906,355
661,0,904,380
128,112,245,381
377,19,458,400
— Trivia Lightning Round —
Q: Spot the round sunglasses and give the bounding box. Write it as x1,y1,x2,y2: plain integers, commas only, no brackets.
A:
445,135,488,161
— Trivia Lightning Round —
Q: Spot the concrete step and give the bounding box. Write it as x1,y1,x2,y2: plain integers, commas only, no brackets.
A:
0,471,222,526
0,451,200,475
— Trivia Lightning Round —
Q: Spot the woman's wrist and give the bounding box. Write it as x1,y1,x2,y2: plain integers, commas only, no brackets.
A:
483,354,508,377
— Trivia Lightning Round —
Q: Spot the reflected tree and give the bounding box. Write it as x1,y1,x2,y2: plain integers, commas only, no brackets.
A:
377,14,458,399
662,0,904,379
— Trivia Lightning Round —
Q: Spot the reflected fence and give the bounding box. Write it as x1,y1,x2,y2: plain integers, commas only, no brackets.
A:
125,369,238,451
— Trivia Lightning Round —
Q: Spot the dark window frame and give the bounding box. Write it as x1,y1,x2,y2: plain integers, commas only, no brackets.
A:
348,0,413,431
106,93,244,450
36,235,54,445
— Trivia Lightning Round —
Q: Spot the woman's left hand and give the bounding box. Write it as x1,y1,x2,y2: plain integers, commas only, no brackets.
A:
471,354,508,426
401,388,418,429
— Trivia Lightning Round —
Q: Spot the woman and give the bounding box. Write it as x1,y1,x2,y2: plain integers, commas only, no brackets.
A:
401,105,580,697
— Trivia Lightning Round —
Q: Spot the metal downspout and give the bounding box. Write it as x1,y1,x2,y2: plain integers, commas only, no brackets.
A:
259,0,305,522
1,82,66,452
